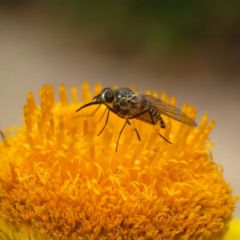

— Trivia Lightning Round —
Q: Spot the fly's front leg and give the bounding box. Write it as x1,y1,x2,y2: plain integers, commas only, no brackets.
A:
116,120,128,152
97,109,109,136
75,105,108,136
74,104,101,119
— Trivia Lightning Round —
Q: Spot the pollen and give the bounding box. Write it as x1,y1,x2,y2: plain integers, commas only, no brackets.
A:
0,82,237,240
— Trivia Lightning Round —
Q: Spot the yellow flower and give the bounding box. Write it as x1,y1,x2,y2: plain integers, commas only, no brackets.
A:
223,218,240,240
0,83,238,240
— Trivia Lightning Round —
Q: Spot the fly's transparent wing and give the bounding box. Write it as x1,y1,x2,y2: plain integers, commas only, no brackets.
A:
138,94,197,126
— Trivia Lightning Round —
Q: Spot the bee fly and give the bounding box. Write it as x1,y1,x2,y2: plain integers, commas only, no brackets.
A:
76,87,197,152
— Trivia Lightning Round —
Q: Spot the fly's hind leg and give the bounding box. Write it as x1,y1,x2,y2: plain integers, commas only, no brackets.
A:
128,108,171,144
153,115,171,144
157,116,171,143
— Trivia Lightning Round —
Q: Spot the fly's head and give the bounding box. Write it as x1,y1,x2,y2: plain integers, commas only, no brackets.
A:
75,87,115,114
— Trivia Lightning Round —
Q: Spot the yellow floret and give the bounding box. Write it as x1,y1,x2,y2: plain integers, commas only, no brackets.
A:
0,83,237,240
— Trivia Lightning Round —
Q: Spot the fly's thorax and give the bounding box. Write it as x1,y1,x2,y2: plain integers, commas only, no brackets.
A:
112,88,137,118
112,96,131,118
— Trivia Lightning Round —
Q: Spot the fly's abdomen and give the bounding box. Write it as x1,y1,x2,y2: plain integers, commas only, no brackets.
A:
150,107,166,128
135,106,166,128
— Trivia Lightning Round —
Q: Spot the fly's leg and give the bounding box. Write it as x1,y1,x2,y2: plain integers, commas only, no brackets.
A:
95,110,139,140
115,119,141,152
148,110,171,144
75,105,108,136
126,119,141,141
97,109,109,136
116,120,128,152
129,109,171,144
74,104,101,119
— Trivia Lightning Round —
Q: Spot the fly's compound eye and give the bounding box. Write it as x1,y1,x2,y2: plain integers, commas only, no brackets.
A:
104,89,114,103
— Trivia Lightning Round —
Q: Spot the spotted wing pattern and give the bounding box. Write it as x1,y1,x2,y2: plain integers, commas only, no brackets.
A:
138,94,197,127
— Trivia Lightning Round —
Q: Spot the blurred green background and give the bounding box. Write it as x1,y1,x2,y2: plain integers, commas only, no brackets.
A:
2,0,240,71
56,0,240,57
